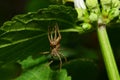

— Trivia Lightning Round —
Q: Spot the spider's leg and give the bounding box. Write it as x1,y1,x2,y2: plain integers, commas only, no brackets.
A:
39,51,49,54
56,25,61,43
58,27,61,39
48,27,51,41
48,27,53,42
54,25,57,41
59,53,67,62
51,27,54,41
56,52,62,69
48,60,53,65
46,60,53,66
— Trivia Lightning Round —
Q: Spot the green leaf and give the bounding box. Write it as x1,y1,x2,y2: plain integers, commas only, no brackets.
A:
0,5,78,64
51,69,71,80
25,0,51,12
15,63,71,80
18,55,48,70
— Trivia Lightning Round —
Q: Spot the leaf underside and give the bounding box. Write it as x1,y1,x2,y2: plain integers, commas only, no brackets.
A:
0,5,77,64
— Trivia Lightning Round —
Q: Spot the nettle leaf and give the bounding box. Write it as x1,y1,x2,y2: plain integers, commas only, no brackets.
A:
19,56,48,70
15,63,71,80
0,5,78,64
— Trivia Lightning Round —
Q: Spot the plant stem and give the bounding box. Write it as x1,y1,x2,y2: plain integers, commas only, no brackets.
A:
97,18,120,80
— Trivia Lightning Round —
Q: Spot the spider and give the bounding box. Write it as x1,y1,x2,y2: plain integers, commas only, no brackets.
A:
48,24,67,69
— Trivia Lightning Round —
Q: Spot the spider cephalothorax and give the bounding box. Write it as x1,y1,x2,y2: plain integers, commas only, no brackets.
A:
48,24,67,69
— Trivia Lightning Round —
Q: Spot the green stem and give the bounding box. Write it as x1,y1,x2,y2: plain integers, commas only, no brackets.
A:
97,18,120,80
